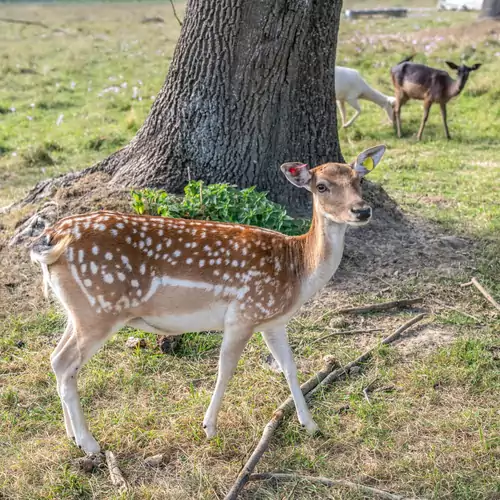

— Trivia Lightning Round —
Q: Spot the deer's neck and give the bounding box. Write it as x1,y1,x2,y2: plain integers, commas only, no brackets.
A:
296,202,347,302
449,73,469,98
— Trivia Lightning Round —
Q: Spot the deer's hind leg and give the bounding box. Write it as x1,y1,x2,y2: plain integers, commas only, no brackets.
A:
343,98,361,128
336,100,347,128
51,318,123,455
51,320,76,439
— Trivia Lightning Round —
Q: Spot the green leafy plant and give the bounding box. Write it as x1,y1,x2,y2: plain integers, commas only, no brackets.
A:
131,181,308,235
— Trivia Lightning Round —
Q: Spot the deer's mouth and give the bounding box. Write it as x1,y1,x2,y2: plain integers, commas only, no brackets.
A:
346,206,372,226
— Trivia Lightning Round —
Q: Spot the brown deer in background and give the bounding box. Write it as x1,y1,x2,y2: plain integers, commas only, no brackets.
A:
391,55,481,140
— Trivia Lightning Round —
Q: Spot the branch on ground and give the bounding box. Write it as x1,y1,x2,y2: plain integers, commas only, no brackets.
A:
470,277,500,313
105,450,129,492
249,473,425,500
0,17,49,28
336,297,423,315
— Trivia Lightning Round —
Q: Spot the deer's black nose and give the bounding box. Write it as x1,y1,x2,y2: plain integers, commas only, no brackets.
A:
350,207,372,221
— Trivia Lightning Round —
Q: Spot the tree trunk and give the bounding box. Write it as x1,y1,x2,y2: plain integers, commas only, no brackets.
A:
481,0,500,17
99,0,343,216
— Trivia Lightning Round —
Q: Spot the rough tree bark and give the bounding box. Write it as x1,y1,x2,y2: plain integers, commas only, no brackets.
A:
481,0,500,17
18,0,344,216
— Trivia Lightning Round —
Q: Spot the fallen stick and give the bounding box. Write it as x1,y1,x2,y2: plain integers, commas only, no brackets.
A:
307,314,426,401
312,328,383,344
336,298,423,315
169,0,183,26
249,473,422,500
105,450,129,492
0,17,49,28
224,314,426,500
470,277,500,313
432,298,483,323
362,378,378,405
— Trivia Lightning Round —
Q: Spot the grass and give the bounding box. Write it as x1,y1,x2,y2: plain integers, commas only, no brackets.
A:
0,1,499,499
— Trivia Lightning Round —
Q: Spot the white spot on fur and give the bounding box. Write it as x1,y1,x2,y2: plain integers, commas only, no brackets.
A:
105,252,113,261
104,273,114,284
83,279,92,287
117,272,126,281
92,245,99,256
90,262,98,275
140,263,146,275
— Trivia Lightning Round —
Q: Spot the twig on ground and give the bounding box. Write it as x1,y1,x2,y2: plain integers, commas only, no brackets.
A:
169,0,183,26
336,298,423,315
460,281,473,287
105,450,129,492
432,298,483,323
470,277,500,313
0,17,49,28
249,473,423,500
224,314,426,500
306,314,426,401
362,378,378,405
312,328,383,344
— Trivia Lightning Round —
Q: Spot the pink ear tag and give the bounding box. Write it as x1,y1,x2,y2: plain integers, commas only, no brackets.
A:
289,164,308,177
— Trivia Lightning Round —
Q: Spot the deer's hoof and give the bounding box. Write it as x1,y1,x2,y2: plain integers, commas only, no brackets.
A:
202,422,217,439
77,434,101,456
301,420,320,435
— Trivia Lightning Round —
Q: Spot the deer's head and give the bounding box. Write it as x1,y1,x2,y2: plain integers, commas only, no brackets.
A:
281,145,386,227
446,61,481,83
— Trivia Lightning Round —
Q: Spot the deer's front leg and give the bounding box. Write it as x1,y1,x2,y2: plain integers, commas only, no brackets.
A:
262,327,318,434
203,324,253,438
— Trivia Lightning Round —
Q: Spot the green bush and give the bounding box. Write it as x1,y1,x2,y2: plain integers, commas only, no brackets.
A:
131,181,308,235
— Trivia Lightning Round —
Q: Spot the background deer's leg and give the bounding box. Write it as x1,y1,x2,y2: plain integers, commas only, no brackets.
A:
394,92,408,138
262,327,318,433
203,323,253,438
417,100,432,140
336,100,347,127
440,102,451,139
343,98,361,128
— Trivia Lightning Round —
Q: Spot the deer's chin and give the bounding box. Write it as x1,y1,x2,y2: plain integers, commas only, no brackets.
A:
346,218,371,227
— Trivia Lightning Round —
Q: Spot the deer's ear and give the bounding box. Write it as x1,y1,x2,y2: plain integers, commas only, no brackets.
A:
446,61,459,70
470,63,482,71
353,145,386,177
280,162,312,190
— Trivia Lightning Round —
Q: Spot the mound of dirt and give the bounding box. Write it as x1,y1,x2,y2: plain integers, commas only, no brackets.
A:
0,174,475,317
0,172,133,315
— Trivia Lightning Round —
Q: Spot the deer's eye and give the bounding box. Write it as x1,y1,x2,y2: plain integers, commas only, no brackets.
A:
316,184,328,193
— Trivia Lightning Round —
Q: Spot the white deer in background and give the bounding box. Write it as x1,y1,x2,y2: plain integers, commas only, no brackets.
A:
335,66,395,128
31,145,386,455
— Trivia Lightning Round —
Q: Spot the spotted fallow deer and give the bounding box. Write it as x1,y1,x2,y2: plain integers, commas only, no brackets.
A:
391,55,481,140
30,145,386,455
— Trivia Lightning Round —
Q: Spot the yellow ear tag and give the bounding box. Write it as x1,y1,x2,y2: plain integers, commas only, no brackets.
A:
362,157,374,171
